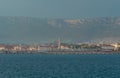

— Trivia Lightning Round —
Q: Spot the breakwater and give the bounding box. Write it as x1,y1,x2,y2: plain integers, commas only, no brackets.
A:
0,50,120,54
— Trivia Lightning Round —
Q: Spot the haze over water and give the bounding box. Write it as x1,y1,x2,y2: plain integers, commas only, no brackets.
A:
0,0,120,44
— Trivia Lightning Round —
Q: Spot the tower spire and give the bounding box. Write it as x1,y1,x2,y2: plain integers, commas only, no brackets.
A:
58,38,61,49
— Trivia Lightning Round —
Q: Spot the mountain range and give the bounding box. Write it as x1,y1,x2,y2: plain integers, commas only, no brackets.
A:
0,16,120,44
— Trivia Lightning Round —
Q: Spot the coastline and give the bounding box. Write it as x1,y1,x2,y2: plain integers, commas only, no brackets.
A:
0,50,120,54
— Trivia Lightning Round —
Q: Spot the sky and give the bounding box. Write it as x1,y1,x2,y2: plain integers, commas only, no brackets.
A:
0,0,120,18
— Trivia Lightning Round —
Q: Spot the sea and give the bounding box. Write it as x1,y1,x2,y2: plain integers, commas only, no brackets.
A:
0,54,120,78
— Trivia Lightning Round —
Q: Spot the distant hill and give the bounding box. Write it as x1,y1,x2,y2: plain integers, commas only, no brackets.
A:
0,16,120,44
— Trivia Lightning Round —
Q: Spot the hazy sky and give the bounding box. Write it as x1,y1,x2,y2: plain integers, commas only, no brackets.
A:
0,0,120,18
0,0,120,44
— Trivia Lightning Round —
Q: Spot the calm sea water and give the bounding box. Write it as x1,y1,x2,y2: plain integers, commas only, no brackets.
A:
0,54,120,78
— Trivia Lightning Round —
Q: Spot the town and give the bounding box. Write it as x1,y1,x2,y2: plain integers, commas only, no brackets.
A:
0,39,120,54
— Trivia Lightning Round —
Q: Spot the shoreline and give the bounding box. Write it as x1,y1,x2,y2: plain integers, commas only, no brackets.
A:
0,51,120,54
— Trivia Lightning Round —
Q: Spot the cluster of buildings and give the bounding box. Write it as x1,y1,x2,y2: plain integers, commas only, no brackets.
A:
0,44,41,53
0,39,120,54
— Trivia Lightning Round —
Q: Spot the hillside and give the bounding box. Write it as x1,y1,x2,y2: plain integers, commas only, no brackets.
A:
0,16,120,44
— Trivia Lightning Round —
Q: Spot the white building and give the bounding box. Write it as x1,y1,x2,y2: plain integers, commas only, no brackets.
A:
0,46,5,50
60,45,70,50
13,46,22,51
